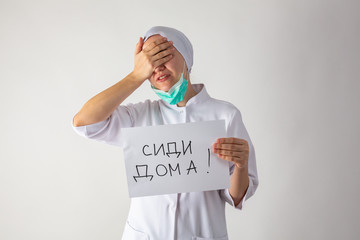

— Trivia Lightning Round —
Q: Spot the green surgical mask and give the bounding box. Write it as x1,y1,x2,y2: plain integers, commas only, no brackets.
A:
151,64,188,105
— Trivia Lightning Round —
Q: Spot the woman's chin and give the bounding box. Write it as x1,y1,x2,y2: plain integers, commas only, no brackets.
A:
154,82,173,92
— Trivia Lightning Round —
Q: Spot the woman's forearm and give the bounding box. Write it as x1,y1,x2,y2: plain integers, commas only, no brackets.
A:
229,166,249,206
73,72,143,127
73,36,174,127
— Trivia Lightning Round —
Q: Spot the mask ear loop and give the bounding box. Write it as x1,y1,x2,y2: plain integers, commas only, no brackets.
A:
182,61,188,81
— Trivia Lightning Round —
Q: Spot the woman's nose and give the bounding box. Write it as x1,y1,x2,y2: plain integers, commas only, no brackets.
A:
154,64,165,72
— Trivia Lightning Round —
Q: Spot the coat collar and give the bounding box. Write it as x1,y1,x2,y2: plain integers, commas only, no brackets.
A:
159,84,210,111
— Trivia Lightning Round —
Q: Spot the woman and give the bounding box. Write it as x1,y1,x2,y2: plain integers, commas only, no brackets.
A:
73,26,258,240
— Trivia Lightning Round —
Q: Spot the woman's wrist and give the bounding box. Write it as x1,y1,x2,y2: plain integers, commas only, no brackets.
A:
128,71,147,84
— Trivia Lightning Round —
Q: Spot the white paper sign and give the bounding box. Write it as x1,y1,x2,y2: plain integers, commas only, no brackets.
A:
122,120,230,198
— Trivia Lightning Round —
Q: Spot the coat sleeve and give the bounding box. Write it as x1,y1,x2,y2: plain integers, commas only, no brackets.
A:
72,104,135,147
220,108,259,210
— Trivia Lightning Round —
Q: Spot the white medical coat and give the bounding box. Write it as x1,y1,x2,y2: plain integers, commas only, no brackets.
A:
73,84,258,240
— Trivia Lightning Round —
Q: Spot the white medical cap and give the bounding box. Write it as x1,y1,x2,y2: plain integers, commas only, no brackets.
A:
143,26,193,73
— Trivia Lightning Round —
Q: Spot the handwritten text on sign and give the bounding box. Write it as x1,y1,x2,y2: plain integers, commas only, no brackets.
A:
122,120,230,198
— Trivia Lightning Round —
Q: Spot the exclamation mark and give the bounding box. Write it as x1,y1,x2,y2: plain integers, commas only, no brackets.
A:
207,148,210,173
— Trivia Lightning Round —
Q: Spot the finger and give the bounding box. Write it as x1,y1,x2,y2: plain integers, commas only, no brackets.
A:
153,54,174,68
213,144,249,156
151,46,175,62
217,154,243,164
217,153,248,168
217,137,247,145
134,37,144,55
213,149,243,158
147,40,173,56
213,143,245,151
142,37,167,52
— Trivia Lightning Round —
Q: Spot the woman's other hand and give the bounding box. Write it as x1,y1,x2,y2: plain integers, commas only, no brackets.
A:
213,137,249,170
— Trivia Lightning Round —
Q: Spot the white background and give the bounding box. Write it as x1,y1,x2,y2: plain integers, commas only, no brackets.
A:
1,0,359,239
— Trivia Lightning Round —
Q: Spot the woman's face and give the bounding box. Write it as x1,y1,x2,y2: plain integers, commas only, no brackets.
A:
143,34,187,92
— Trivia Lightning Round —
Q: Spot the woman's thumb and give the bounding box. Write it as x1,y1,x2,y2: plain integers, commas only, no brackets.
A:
134,37,143,55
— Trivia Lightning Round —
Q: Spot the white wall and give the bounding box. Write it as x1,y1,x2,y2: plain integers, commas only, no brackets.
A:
1,0,359,239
